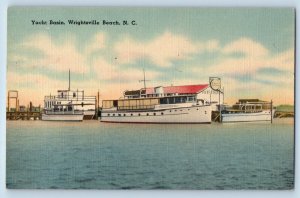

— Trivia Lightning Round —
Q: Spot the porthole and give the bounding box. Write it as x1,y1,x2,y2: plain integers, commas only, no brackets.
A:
169,110,172,112
205,111,207,114
123,114,126,116
161,112,164,115
146,113,149,116
138,113,141,116
131,113,133,116
108,114,110,116
154,113,156,116
118,114,121,116
113,114,115,116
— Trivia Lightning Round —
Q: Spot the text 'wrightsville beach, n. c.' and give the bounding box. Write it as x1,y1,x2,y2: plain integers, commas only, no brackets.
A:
31,19,137,26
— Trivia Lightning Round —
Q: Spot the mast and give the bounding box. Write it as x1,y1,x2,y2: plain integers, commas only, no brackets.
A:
143,68,146,89
68,69,70,91
139,68,150,89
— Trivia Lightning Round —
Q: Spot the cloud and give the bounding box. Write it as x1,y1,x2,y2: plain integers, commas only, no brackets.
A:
84,33,106,55
187,37,294,104
7,32,294,105
192,38,293,77
91,56,161,83
222,37,269,57
114,31,210,67
19,33,88,73
9,32,106,74
206,39,221,52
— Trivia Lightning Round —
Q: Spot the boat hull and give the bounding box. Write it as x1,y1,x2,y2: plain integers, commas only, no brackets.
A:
83,110,96,120
42,114,84,121
221,110,274,123
100,105,211,124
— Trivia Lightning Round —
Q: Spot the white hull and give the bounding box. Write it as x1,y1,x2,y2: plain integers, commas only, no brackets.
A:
84,110,96,116
221,110,274,123
101,105,211,123
42,113,84,121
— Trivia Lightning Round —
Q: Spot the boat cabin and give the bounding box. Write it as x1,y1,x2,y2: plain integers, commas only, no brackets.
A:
122,83,224,110
102,95,205,111
227,99,273,113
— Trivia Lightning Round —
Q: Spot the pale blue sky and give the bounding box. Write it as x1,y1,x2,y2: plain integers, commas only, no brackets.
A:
7,7,295,105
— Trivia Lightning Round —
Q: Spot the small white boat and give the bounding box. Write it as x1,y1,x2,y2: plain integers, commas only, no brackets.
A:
43,70,97,120
42,104,84,121
221,99,275,123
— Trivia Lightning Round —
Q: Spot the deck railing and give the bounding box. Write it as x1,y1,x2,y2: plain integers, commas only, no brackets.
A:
117,105,155,110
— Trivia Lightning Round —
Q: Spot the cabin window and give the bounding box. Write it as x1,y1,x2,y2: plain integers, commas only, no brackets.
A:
67,106,73,111
138,113,141,116
131,113,133,116
73,92,76,97
160,98,168,104
123,114,126,116
108,114,110,116
118,114,121,116
146,113,149,116
167,97,175,104
175,97,181,103
153,113,156,116
161,112,164,115
113,114,115,116
113,100,118,107
188,96,195,102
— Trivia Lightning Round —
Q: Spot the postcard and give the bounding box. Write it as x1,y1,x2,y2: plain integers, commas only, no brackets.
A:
6,7,295,189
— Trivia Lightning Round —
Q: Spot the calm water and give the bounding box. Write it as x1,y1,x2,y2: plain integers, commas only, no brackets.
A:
6,119,294,189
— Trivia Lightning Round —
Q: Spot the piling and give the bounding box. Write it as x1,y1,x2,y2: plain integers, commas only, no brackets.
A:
212,111,221,122
271,100,273,124
6,90,42,120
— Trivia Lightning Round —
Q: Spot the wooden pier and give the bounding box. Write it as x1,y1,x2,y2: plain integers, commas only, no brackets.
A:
6,111,42,120
7,90,42,120
274,111,294,118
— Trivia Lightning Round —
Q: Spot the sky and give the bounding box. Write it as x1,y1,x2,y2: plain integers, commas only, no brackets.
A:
7,7,295,106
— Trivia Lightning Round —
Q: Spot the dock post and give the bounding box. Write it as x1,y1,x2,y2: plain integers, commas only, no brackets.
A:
218,91,222,123
15,96,17,112
17,99,19,112
97,90,100,119
7,94,9,112
271,100,273,124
